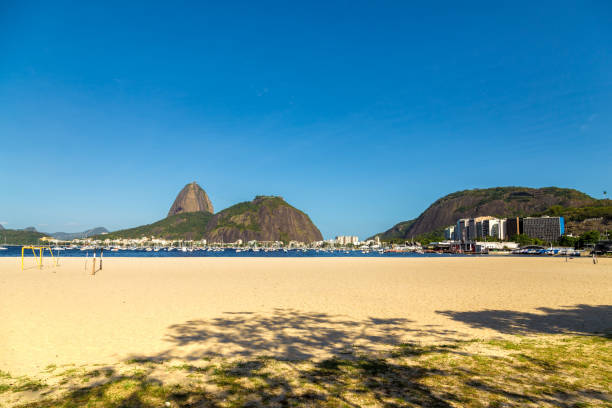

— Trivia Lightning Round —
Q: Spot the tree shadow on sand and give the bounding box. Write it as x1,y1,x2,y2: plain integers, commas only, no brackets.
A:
437,304,612,336
10,307,612,407
135,308,460,362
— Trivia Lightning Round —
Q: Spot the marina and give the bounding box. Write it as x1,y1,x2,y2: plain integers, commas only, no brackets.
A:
0,244,587,258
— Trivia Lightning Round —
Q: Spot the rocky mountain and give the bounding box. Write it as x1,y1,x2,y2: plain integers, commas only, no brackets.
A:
94,184,322,243
374,187,601,241
168,182,213,216
49,227,109,241
205,196,323,243
0,224,4,230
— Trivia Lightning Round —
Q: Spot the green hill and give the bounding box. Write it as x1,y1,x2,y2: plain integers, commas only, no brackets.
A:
97,212,213,241
372,219,417,241
373,187,606,242
0,229,49,245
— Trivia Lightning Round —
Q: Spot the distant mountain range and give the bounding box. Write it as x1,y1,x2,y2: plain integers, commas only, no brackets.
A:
95,183,323,243
372,186,612,241
48,227,109,241
0,226,108,244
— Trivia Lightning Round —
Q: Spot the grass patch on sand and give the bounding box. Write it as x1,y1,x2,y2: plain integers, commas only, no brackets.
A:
5,335,611,407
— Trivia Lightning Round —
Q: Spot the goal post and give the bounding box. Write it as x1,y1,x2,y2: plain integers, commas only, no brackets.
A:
21,246,57,270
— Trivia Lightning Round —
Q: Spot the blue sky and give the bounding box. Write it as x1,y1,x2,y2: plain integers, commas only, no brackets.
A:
1,1,611,239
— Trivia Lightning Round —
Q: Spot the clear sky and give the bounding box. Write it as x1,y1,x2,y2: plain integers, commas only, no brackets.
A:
1,1,611,239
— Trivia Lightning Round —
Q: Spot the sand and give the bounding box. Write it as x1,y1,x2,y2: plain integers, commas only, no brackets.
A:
1,256,610,376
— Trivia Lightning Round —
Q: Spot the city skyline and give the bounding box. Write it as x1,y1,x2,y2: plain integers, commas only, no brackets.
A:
1,1,611,239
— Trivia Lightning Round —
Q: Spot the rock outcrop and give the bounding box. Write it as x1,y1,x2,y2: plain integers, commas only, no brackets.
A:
98,186,323,243
374,187,598,240
205,196,323,243
168,182,213,216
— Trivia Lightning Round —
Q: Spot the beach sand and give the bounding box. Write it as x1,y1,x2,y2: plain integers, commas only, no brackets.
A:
1,256,610,376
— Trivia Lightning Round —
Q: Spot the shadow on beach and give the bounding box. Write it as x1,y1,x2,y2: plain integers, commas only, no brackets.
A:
126,308,461,362
437,304,612,336
7,306,612,407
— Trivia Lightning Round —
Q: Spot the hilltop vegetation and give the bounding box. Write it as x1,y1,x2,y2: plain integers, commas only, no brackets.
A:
0,229,49,245
538,201,612,221
97,212,213,241
372,219,417,241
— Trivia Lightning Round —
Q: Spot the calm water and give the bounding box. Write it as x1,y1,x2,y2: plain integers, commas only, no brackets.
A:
0,246,462,258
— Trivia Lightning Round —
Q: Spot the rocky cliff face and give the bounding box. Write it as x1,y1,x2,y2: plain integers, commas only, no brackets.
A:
99,184,322,242
376,187,597,240
168,182,214,216
205,196,323,243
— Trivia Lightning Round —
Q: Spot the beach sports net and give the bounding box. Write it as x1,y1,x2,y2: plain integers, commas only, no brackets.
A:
21,246,57,270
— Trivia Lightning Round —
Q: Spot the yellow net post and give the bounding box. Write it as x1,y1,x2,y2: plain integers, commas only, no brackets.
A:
21,246,57,270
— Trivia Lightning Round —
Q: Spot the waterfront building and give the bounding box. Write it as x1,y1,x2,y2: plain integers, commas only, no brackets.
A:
335,235,359,245
444,225,455,240
480,218,506,239
505,217,522,239
472,216,495,240
500,219,507,239
456,218,470,242
522,216,565,242
480,218,497,238
490,219,505,239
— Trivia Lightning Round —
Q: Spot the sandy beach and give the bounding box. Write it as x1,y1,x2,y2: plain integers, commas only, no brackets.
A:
1,257,610,377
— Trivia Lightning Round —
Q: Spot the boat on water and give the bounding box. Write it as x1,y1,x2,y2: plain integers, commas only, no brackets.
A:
0,246,7,250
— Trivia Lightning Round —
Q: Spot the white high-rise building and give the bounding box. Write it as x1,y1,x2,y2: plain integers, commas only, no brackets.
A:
335,235,359,245
456,217,508,241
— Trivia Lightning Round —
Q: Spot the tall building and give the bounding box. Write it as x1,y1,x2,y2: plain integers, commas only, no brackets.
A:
505,217,522,239
522,216,565,242
468,219,477,241
500,219,507,239
456,218,470,242
484,219,507,240
444,225,455,240
456,216,509,241
472,216,495,240
481,218,499,239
